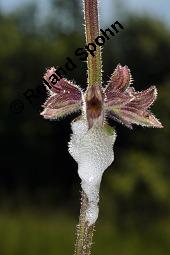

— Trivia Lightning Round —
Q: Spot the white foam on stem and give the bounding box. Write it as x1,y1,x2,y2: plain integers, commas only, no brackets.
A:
69,119,116,225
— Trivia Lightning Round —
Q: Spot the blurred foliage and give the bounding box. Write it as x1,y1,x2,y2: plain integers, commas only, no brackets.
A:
0,211,169,255
0,0,170,254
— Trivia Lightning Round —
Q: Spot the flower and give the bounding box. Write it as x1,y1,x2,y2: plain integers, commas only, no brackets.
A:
41,64,163,129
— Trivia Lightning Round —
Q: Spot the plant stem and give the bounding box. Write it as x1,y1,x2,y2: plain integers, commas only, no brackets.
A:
74,1,102,254
74,191,95,255
83,0,102,86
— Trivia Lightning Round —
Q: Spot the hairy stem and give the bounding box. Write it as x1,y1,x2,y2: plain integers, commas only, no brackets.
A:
74,1,102,254
74,191,95,255
83,0,102,86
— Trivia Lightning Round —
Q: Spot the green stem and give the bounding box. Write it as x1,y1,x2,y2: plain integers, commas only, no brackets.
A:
83,0,102,86
74,1,102,254
74,191,95,255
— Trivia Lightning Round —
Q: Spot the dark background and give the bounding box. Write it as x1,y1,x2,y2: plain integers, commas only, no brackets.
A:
0,0,170,254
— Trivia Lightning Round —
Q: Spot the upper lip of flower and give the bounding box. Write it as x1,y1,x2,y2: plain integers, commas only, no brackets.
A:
41,64,163,129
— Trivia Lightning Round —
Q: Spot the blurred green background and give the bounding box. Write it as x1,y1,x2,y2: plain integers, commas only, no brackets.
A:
0,0,170,254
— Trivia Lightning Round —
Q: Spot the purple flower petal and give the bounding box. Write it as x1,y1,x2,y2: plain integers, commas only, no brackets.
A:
106,105,163,128
85,84,104,128
105,91,134,107
126,86,157,109
41,64,163,130
104,64,162,129
107,110,133,129
41,103,81,120
41,67,82,120
43,67,82,96
105,64,132,94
